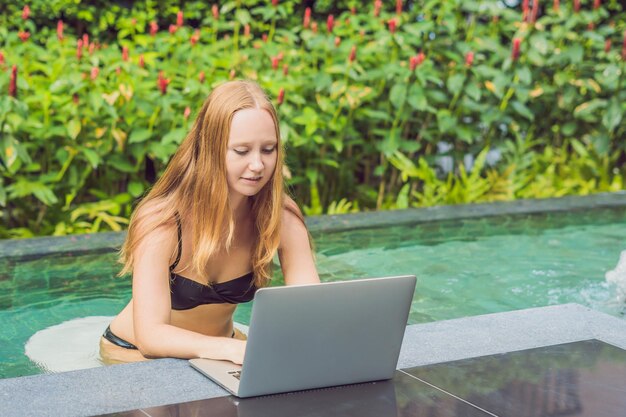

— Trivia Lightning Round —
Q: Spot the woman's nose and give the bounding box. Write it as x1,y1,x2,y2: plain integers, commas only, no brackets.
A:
249,152,264,171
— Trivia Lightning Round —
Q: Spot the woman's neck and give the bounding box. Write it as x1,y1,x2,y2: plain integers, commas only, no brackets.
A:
230,194,252,222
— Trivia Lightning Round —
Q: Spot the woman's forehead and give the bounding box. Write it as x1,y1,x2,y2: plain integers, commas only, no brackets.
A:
229,108,277,143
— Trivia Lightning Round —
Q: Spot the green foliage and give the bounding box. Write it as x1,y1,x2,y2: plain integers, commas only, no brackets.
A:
1,0,626,237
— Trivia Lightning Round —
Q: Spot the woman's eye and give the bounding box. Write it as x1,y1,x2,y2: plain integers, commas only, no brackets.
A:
262,147,276,154
234,149,248,155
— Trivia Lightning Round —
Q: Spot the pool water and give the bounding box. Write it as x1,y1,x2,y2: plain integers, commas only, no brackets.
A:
1,207,625,378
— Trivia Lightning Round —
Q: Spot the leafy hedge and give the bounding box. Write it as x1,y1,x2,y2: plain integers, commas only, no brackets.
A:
1,0,625,238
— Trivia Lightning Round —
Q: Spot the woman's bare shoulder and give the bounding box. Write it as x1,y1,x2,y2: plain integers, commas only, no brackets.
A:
280,197,308,246
131,199,178,252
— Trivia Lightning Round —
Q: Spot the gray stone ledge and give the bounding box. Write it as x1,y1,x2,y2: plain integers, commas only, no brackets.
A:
1,303,624,417
3,192,626,261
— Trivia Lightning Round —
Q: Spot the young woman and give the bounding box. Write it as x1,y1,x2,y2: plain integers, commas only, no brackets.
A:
100,80,319,365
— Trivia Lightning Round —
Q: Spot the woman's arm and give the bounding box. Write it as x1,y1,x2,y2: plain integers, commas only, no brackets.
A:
278,207,320,285
131,223,246,364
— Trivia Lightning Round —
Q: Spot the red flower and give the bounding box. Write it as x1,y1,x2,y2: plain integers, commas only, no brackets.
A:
396,0,402,15
303,7,311,29
212,4,219,20
57,20,64,41
22,5,30,20
9,65,17,98
512,38,521,61
388,18,397,34
604,38,611,53
277,51,284,61
311,22,318,34
169,24,177,34
327,14,334,33
244,24,250,37
18,31,30,42
351,6,356,15
150,21,158,36
283,64,288,76
190,30,200,46
199,71,205,83
76,39,83,59
272,0,278,6
131,18,137,26
177,10,184,27
139,54,145,68
0,51,4,66
374,0,382,17
622,30,626,61
465,51,474,67
277,88,285,105
89,43,95,55
83,34,89,47
574,0,580,12
593,0,601,9
122,46,129,61
158,71,170,94
271,56,279,70
349,45,357,62
335,36,341,47
184,107,191,119
588,22,595,30
553,0,559,11
522,0,529,21
530,0,539,23
90,66,99,80
262,33,268,42
410,52,425,70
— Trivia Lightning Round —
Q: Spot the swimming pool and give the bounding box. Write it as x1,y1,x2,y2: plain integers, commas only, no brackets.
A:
1,203,625,379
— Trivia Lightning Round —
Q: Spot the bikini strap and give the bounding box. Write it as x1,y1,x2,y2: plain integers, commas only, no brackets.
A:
170,212,183,271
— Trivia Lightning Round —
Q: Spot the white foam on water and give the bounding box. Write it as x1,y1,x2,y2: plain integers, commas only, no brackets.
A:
605,250,626,304
24,316,112,373
24,316,250,373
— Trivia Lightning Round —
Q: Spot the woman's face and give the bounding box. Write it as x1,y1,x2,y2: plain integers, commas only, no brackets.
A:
225,108,278,202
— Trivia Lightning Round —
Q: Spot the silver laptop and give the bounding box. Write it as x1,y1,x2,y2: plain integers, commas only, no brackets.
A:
189,275,416,398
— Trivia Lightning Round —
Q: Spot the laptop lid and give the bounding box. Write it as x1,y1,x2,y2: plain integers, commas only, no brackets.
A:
236,275,416,397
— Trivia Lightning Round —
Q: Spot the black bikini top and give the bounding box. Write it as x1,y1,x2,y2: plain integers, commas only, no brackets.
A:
169,213,258,310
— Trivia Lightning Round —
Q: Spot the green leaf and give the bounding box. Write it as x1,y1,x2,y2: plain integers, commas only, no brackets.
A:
128,129,153,144
573,99,606,122
570,139,588,157
162,128,187,145
81,148,100,168
128,181,144,197
436,109,456,133
67,119,81,140
465,81,481,102
446,73,465,96
390,83,407,109
511,101,534,121
561,122,577,136
516,67,532,85
602,99,622,132
407,84,428,111
564,44,584,65
107,155,136,173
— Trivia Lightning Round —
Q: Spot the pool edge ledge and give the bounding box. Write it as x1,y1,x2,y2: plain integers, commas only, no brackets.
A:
1,303,625,417
2,192,626,260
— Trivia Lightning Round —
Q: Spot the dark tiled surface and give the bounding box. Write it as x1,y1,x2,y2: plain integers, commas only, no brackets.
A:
96,339,626,417
96,371,491,417
404,339,626,417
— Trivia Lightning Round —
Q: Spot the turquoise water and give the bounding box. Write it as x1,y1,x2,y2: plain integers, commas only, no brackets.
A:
1,206,625,378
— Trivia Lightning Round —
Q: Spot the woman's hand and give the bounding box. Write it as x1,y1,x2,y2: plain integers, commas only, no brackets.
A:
226,339,247,365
